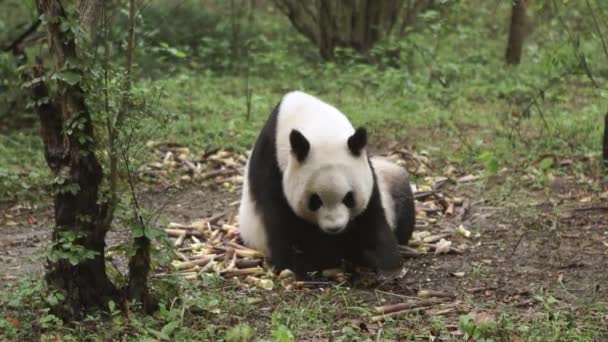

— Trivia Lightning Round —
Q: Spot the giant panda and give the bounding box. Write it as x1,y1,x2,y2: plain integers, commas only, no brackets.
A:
238,91,415,277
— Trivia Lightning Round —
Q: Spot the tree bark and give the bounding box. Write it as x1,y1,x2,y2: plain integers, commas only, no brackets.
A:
33,0,118,321
273,0,407,60
78,0,103,42
505,0,528,65
603,112,608,168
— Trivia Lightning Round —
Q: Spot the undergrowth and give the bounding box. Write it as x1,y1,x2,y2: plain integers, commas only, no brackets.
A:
1,274,606,341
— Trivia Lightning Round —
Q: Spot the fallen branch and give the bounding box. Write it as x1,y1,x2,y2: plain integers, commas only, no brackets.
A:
374,298,445,315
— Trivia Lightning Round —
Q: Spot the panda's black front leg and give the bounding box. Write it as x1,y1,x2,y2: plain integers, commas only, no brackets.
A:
352,214,402,272
266,221,320,279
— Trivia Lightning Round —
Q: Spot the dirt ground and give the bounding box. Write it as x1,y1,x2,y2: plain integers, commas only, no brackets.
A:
1,148,607,328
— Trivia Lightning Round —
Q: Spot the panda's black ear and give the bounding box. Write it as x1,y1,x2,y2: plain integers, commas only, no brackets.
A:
348,127,367,156
290,129,310,162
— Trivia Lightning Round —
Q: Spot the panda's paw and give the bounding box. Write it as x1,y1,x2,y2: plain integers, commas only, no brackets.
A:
376,265,408,281
361,248,401,272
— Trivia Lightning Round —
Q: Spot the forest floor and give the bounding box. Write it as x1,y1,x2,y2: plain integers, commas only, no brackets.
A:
1,134,607,340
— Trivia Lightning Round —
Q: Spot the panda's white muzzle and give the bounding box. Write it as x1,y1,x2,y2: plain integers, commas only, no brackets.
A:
318,207,349,234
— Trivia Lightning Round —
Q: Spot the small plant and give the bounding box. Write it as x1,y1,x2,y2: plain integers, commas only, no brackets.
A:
458,313,498,341
46,231,99,266
226,325,255,342
271,324,294,342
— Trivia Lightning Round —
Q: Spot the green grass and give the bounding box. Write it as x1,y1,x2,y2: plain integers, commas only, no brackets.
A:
2,275,607,341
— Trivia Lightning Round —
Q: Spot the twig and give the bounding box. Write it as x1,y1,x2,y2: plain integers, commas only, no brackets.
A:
374,298,445,315
294,281,335,288
2,19,41,53
510,232,527,258
370,305,436,322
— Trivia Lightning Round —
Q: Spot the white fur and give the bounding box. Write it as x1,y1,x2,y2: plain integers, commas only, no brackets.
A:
276,91,374,234
370,156,411,232
237,161,269,255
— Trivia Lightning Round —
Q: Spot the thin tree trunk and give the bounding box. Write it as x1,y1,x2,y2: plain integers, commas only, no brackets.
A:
121,0,156,312
506,0,527,65
79,0,103,42
33,0,118,321
603,112,608,168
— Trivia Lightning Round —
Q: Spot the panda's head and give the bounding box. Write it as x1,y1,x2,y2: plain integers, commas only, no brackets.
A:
282,127,374,235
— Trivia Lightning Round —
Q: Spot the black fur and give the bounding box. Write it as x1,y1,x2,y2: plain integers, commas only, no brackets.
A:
289,129,310,162
247,101,402,278
348,128,367,156
390,175,416,245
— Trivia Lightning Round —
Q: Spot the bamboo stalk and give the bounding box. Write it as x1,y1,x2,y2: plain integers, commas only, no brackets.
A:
236,258,262,268
172,255,215,271
222,267,264,278
173,232,187,247
165,228,204,237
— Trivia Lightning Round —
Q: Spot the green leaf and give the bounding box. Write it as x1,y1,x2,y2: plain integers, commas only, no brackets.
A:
226,325,255,342
476,151,499,175
133,225,145,238
146,328,170,341
68,255,79,266
58,70,81,86
271,325,294,342
160,320,181,337
539,157,554,171
60,21,71,32
46,293,59,306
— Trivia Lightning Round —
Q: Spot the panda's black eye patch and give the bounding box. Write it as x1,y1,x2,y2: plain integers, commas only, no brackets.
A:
343,191,355,208
308,194,323,211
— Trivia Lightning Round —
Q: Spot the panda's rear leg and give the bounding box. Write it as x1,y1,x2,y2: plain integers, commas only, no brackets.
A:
394,183,416,245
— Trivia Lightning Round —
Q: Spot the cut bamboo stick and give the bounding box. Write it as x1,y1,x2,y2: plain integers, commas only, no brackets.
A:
236,258,262,268
222,267,264,278
172,255,215,271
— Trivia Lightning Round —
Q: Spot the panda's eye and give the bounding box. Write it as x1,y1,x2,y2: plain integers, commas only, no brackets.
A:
308,194,322,211
343,191,355,208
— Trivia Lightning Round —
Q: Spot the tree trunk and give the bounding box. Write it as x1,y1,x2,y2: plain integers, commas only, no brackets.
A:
33,0,118,321
505,0,527,65
273,0,407,60
78,0,103,42
603,112,608,168
119,0,156,312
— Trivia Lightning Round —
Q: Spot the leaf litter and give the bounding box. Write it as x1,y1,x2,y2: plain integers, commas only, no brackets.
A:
141,143,476,322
